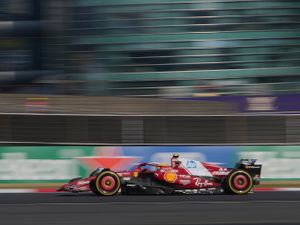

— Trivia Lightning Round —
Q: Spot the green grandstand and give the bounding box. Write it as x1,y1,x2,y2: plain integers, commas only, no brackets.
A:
63,0,300,96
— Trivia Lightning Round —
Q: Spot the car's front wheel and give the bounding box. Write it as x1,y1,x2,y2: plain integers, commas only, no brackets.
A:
92,170,121,196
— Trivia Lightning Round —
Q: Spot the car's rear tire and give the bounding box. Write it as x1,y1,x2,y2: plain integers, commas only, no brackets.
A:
224,170,253,195
92,170,121,196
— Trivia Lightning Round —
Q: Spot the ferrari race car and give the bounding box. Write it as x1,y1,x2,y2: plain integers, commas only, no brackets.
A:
58,154,262,196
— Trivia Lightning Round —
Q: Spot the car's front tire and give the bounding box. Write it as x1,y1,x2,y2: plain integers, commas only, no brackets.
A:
92,170,121,196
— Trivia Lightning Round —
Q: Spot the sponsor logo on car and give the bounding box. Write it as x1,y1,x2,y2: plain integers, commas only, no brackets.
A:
178,174,191,179
133,172,139,177
212,171,230,175
164,172,177,183
193,177,202,186
118,172,131,177
212,167,229,176
193,178,213,187
179,180,191,185
186,160,197,168
161,169,178,173
245,165,261,169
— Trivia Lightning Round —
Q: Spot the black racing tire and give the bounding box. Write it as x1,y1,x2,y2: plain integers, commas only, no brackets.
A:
224,170,253,195
93,170,121,196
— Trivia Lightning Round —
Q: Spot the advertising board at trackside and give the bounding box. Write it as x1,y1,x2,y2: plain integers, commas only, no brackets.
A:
0,146,299,185
182,94,300,113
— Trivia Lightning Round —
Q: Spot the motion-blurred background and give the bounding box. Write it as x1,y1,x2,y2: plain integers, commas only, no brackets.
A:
0,0,299,190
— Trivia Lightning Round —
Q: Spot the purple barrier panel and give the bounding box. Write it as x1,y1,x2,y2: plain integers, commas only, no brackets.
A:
180,94,300,113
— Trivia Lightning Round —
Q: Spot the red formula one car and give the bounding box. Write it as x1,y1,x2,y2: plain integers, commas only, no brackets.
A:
58,154,262,196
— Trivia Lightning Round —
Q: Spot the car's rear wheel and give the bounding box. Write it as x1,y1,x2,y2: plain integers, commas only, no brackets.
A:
224,170,253,195
92,171,120,196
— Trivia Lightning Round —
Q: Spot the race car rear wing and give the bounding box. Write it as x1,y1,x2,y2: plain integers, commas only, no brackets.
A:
235,159,262,185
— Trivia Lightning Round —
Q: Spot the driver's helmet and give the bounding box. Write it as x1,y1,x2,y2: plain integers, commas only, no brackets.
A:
171,154,181,168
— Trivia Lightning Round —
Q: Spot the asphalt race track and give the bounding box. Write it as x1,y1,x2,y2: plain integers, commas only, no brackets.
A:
0,192,299,225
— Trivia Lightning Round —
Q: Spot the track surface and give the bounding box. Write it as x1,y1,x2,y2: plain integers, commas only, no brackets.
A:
0,192,300,225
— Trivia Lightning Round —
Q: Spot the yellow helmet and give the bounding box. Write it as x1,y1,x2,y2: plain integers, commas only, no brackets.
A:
173,154,180,158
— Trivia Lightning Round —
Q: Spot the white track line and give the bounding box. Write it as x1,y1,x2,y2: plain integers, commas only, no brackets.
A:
1,200,300,206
